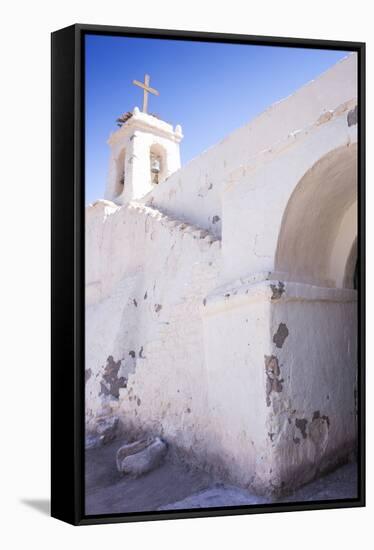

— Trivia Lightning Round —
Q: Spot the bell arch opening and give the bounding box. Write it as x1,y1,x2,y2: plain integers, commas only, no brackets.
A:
113,148,126,198
150,143,167,185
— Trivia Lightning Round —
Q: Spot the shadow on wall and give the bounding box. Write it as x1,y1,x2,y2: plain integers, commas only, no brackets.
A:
275,143,357,289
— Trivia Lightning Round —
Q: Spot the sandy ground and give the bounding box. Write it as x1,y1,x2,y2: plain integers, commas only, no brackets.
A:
85,438,213,515
85,438,358,516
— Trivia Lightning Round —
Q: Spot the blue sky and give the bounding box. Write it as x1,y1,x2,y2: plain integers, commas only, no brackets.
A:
85,34,349,204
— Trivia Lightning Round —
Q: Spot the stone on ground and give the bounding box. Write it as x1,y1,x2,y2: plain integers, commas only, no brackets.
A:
116,436,167,477
86,415,119,448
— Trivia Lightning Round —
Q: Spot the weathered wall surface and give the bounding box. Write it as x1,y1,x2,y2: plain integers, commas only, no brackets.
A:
85,200,222,459
202,279,357,493
221,108,357,284
268,283,357,491
202,278,274,491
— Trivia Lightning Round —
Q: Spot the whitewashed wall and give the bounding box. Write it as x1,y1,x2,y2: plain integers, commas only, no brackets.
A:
85,54,358,493
268,283,357,491
85,200,222,461
143,54,357,240
221,110,357,285
202,278,357,492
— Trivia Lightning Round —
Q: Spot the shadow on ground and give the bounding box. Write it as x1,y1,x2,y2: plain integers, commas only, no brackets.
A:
21,499,50,516
86,437,358,515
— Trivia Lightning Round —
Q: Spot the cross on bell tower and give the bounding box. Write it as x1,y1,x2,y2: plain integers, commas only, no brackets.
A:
132,74,159,114
105,75,183,204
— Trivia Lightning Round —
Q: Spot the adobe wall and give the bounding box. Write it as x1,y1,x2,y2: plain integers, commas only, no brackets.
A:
85,200,222,463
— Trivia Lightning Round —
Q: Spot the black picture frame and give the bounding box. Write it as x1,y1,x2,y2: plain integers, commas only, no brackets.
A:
51,24,365,526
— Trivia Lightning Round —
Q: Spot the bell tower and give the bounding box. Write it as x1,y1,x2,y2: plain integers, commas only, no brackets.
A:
105,73,183,204
105,107,183,204
105,74,183,204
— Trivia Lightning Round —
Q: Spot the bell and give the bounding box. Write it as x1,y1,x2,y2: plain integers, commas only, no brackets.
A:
151,157,161,174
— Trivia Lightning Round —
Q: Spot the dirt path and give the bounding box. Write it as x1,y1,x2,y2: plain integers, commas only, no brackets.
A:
85,438,213,515
85,439,358,515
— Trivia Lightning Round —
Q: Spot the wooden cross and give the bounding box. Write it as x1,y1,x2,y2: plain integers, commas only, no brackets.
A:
132,74,159,114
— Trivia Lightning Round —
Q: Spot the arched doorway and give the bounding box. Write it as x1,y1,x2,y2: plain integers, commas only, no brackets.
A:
268,142,358,488
275,144,357,289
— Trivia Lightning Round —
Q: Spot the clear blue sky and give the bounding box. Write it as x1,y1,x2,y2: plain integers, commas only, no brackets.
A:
85,34,349,204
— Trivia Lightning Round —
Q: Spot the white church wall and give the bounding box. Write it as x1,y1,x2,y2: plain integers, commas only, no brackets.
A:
202,280,275,491
202,279,357,492
268,283,357,490
144,55,357,241
116,220,221,456
85,200,146,305
199,96,358,490
85,198,222,458
221,112,357,285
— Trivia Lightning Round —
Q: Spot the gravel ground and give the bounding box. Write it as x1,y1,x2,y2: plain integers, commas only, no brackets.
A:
85,438,358,516
159,462,358,510
85,438,213,515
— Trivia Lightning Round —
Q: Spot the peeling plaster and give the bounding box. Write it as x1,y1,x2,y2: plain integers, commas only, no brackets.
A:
316,110,334,126
347,105,358,127
264,355,284,407
273,322,289,348
270,281,285,300
312,410,330,427
295,418,308,439
99,356,127,399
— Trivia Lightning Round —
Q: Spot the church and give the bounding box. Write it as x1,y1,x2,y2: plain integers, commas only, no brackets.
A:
85,53,358,496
